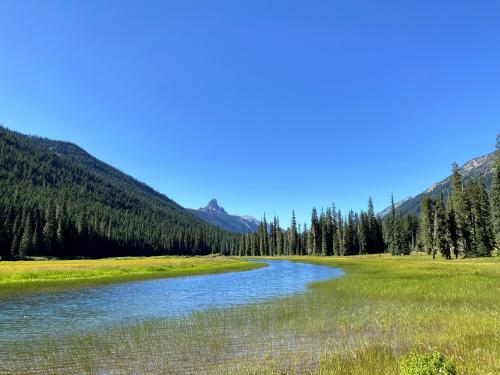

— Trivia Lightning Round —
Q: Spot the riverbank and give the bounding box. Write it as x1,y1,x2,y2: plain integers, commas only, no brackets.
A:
2,254,499,374
0,256,264,296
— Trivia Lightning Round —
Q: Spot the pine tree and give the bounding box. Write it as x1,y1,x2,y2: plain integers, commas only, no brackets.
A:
307,226,314,255
331,204,340,256
275,218,283,256
310,208,320,255
268,217,276,256
19,213,33,258
367,197,378,252
238,234,244,256
402,215,418,252
374,217,385,252
56,211,66,257
32,212,43,254
301,223,308,255
283,232,289,256
288,211,298,255
490,134,500,252
450,163,473,257
433,194,449,259
0,207,13,259
336,211,344,255
467,179,493,257
325,207,334,255
343,211,357,255
445,198,459,259
262,214,269,256
358,212,370,255
419,195,434,254
320,210,328,255
43,202,57,256
297,223,302,255
388,195,407,255
10,231,20,259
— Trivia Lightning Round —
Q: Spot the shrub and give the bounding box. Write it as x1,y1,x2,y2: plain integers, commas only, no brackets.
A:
399,350,456,375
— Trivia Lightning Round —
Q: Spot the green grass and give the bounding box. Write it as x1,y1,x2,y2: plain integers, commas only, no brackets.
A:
0,255,264,296
1,254,499,374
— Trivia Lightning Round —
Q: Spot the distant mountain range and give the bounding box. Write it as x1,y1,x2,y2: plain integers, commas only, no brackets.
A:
380,152,495,217
189,199,261,233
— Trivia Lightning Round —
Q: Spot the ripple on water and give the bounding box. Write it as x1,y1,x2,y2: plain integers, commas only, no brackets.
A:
0,260,343,343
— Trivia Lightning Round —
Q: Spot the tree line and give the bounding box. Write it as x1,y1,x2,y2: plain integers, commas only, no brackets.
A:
231,135,500,259
1,126,498,260
235,198,386,256
417,156,498,258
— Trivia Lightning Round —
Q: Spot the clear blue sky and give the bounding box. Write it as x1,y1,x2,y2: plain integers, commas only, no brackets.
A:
1,1,499,225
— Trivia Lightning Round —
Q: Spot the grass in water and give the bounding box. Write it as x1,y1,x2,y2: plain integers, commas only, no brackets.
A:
1,254,499,374
0,255,264,296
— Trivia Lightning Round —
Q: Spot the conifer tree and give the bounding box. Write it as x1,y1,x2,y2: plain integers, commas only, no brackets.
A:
19,213,33,258
358,212,370,254
433,194,449,259
387,195,407,255
0,208,12,259
331,204,340,255
320,210,328,255
262,214,269,256
336,211,344,255
310,208,320,255
283,232,289,256
43,202,57,256
297,223,302,255
445,198,459,259
343,211,357,255
490,134,500,252
288,211,298,255
324,207,334,255
10,231,20,259
450,163,473,257
275,218,283,256
419,195,434,254
307,225,314,255
366,197,379,252
301,223,308,255
467,179,492,257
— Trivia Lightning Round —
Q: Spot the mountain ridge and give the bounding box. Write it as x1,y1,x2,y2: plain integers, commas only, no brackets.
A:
0,126,240,259
189,199,261,233
380,152,495,217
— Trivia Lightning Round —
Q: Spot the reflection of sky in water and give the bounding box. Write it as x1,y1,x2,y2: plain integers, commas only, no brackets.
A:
0,260,343,342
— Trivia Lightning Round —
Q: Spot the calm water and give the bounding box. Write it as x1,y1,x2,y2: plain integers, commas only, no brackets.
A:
0,260,343,343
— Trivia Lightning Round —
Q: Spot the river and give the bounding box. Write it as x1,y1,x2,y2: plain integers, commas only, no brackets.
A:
0,259,343,343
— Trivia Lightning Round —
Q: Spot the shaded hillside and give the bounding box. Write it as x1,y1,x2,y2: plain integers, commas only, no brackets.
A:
0,126,240,259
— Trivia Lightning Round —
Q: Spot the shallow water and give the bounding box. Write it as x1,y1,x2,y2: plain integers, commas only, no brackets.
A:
0,260,343,343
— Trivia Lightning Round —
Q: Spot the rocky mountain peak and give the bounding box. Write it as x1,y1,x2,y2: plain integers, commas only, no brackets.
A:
201,199,227,214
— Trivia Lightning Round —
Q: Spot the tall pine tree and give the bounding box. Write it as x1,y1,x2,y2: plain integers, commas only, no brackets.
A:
491,134,500,253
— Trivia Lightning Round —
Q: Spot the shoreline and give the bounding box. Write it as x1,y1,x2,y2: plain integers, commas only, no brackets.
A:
0,256,265,297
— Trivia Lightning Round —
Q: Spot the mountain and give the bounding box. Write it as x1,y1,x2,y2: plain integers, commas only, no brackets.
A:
380,152,495,217
189,199,261,233
0,126,240,259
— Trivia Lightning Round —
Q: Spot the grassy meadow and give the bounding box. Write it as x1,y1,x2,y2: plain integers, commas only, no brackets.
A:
1,254,499,374
0,255,264,296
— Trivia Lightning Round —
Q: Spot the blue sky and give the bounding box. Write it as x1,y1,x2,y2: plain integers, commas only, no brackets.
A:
0,1,499,225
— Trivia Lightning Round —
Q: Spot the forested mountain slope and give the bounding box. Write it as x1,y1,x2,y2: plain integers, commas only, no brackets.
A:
380,152,495,217
0,127,240,259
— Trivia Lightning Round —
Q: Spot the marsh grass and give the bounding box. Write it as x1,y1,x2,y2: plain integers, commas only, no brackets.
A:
1,255,498,374
0,255,264,296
